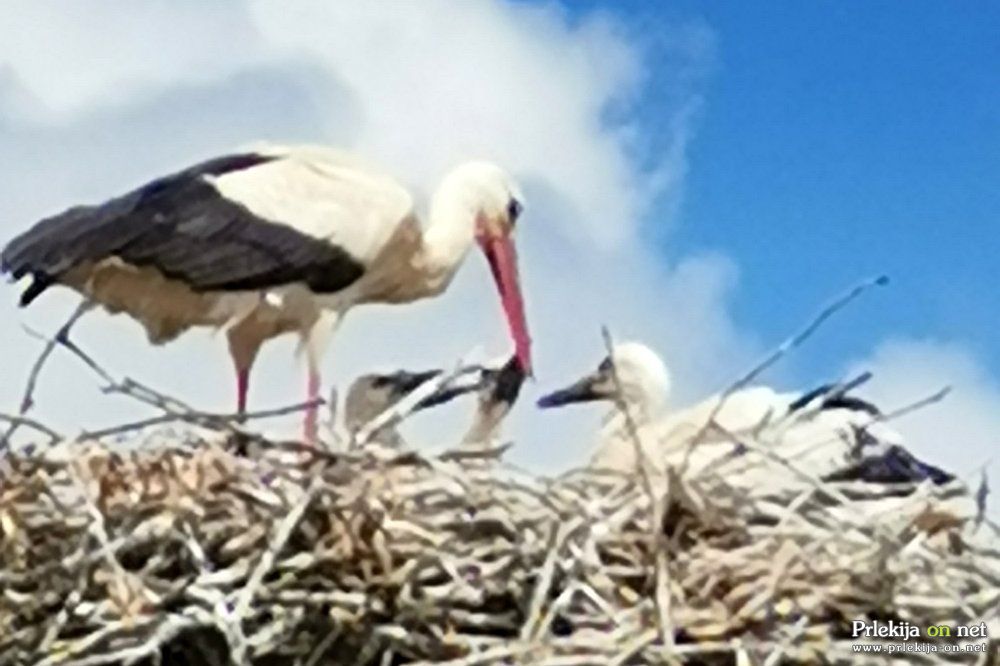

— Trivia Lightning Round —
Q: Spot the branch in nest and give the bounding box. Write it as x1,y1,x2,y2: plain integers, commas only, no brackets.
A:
0,302,90,449
600,325,674,648
81,399,324,441
688,274,889,447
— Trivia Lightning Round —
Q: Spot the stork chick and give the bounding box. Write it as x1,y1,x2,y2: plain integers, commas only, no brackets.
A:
537,341,897,477
536,342,671,471
418,355,527,448
342,355,526,450
342,368,443,448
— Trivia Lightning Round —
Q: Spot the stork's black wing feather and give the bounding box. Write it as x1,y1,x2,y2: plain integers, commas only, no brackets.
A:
788,383,835,412
823,445,954,485
1,152,365,306
821,395,881,416
788,374,880,416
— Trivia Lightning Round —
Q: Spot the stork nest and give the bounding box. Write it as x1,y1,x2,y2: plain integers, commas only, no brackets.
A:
1,426,998,666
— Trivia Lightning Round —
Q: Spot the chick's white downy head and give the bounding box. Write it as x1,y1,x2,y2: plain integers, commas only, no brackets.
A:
537,340,671,422
609,341,671,416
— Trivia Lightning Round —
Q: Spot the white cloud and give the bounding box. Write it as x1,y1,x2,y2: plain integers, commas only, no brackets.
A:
0,1,266,122
848,339,1000,515
248,0,657,246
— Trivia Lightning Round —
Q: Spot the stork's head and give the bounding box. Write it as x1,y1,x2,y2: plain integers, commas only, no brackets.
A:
537,342,671,421
343,368,442,434
416,355,527,445
416,355,527,412
437,162,531,375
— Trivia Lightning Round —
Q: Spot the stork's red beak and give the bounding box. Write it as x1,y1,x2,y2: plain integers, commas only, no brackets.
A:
479,235,532,375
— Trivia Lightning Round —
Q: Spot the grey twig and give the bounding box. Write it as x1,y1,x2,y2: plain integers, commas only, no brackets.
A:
0,413,63,444
877,385,952,423
80,399,324,440
685,275,889,452
600,325,673,648
0,302,89,448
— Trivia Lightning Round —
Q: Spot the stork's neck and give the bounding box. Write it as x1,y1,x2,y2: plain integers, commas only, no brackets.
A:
419,177,480,288
606,391,666,428
461,403,503,447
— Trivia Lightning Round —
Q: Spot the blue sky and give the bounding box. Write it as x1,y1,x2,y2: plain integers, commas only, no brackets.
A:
0,2,996,496
603,0,1000,381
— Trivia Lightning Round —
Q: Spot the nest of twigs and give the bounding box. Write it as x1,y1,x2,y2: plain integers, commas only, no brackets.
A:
1,422,998,666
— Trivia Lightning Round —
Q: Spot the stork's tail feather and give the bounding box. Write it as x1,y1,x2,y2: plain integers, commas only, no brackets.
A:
18,274,53,307
2,237,55,306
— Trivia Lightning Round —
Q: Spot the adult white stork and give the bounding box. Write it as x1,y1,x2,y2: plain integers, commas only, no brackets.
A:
1,145,533,440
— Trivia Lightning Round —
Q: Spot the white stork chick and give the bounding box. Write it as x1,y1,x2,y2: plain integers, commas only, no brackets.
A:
536,342,796,440
341,368,443,448
417,355,527,448
536,342,672,471
537,341,893,479
339,355,525,449
1,145,533,441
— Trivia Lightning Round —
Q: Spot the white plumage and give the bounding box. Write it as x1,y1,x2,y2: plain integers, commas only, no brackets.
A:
209,146,414,265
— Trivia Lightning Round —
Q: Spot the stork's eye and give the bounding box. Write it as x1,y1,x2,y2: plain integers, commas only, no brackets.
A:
507,198,523,224
371,375,394,388
598,358,613,373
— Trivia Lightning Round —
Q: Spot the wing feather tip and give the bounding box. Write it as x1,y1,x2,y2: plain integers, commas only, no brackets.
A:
18,274,52,307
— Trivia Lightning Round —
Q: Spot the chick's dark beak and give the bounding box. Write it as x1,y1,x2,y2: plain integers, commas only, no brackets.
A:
388,369,442,398
488,355,527,407
536,371,612,409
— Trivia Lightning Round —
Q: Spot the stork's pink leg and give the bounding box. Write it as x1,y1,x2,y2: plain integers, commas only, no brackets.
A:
236,369,250,416
227,321,262,422
299,310,341,445
303,370,321,443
